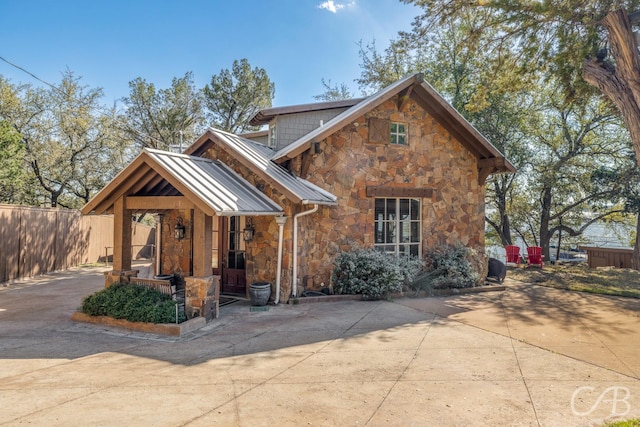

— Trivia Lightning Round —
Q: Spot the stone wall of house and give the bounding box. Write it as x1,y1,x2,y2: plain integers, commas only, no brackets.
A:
199,93,489,298
201,147,297,302
159,209,192,279
295,96,486,289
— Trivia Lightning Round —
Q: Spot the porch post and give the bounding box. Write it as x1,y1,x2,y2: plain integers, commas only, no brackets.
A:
113,195,132,272
192,207,212,277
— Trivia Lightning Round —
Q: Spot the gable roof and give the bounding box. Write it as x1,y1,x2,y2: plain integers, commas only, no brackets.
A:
249,98,366,126
271,73,515,174
184,128,338,206
81,148,284,216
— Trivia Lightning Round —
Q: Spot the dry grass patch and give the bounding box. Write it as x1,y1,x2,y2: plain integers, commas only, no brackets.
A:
507,263,640,299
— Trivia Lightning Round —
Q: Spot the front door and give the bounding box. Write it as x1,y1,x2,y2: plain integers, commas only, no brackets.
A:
221,216,246,295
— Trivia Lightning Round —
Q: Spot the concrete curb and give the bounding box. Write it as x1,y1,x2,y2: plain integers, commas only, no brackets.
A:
288,294,363,304
413,284,507,298
70,312,206,336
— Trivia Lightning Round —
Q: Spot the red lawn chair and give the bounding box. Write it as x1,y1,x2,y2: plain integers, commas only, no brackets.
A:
527,246,543,268
505,245,520,265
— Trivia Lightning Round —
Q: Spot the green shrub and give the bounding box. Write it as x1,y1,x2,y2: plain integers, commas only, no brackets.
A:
81,284,185,323
410,244,480,294
331,248,424,300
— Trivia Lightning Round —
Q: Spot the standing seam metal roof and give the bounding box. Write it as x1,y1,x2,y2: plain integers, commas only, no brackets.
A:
145,148,284,215
206,128,338,205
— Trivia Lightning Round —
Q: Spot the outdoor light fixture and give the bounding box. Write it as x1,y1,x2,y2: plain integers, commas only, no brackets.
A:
174,217,186,240
243,219,255,242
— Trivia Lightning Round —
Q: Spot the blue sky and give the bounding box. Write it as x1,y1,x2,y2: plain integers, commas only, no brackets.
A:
0,0,419,107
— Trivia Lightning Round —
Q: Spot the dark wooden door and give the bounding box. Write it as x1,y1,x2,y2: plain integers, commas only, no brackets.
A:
221,216,246,295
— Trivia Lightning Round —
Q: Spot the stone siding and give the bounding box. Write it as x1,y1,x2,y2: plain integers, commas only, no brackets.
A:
201,148,297,302
159,210,192,278
201,95,487,298
294,96,486,288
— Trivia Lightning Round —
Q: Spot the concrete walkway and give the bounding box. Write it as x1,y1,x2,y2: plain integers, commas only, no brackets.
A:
1,269,640,426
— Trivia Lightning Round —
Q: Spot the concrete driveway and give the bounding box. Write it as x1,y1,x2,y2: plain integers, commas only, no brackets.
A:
1,268,640,426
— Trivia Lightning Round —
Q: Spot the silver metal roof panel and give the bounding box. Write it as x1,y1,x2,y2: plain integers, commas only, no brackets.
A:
145,148,284,216
207,128,338,205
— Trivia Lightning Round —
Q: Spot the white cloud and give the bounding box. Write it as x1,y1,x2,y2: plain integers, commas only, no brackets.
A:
317,1,354,13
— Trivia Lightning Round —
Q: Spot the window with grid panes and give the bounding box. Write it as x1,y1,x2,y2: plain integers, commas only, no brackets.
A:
374,198,420,256
226,216,245,269
390,123,407,145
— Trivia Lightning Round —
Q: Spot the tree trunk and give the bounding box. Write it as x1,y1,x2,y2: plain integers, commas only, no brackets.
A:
497,181,513,245
633,213,640,270
583,9,640,165
539,187,552,261
555,229,562,265
501,212,512,246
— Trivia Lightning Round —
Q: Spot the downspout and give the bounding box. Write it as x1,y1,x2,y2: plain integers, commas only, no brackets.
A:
292,204,318,298
274,216,288,304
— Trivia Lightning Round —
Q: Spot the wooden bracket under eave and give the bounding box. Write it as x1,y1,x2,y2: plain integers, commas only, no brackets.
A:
300,149,313,178
478,167,494,185
477,157,508,184
397,86,414,111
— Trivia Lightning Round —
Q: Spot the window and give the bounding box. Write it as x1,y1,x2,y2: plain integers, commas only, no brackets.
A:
212,217,219,269
368,118,409,145
227,216,246,269
390,123,407,145
374,198,420,256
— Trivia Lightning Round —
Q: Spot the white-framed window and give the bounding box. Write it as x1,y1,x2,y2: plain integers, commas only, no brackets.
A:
374,198,420,256
269,124,277,148
390,122,407,145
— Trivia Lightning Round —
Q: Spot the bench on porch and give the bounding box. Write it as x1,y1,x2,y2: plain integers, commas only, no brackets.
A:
128,277,174,296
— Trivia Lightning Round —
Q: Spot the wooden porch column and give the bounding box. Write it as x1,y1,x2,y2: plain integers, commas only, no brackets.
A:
192,207,212,277
113,195,132,272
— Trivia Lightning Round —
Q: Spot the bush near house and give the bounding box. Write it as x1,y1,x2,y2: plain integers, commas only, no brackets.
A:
81,284,184,324
331,248,424,300
409,245,481,294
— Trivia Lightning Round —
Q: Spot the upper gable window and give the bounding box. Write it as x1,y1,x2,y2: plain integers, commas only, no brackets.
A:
368,117,408,146
390,123,407,145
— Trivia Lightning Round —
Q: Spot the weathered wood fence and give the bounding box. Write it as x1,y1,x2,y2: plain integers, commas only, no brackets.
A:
580,246,634,269
0,204,155,283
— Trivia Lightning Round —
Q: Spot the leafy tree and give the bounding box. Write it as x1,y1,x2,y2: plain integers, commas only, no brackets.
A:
0,72,127,208
356,39,424,94
0,119,32,204
402,0,640,167
513,85,632,261
121,72,204,150
479,92,532,246
357,12,532,246
202,59,274,133
313,78,354,101
68,107,132,204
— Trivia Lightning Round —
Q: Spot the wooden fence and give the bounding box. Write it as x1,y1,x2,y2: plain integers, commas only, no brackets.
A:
580,246,634,269
0,204,155,283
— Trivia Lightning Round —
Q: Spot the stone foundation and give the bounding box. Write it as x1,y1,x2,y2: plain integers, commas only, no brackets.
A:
185,275,220,321
104,270,139,287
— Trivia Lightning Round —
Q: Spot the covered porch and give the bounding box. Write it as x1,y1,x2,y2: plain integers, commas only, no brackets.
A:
81,148,284,321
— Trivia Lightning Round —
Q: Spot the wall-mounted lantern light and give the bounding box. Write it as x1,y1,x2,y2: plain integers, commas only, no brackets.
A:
174,217,186,240
243,219,255,242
